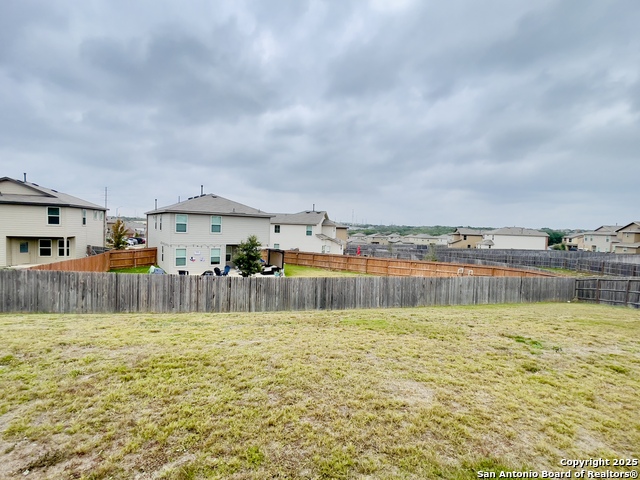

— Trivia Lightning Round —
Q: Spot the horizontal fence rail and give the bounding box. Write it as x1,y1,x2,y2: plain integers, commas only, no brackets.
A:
346,245,640,277
0,269,576,314
285,251,555,278
29,248,157,273
576,278,640,308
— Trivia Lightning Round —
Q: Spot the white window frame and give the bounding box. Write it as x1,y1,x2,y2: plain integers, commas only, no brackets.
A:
273,243,280,250
39,239,52,257
47,207,60,225
211,216,222,234
58,239,70,257
175,214,187,233
175,248,187,267
210,248,221,265
82,209,87,226
306,225,313,236
274,225,280,233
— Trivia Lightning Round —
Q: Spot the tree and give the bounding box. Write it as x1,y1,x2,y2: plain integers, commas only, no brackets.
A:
233,235,263,277
110,218,128,250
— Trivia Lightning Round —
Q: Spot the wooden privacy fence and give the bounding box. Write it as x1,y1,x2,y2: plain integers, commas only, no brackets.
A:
285,251,556,278
0,269,576,314
29,248,157,273
576,278,640,308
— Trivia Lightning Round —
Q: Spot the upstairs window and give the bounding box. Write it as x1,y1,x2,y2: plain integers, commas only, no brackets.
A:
47,207,60,225
176,214,187,233
274,225,281,233
211,216,222,233
306,225,312,236
82,209,87,225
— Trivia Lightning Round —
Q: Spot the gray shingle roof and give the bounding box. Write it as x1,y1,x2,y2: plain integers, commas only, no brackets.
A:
0,177,106,210
146,194,272,217
485,227,549,237
270,211,328,225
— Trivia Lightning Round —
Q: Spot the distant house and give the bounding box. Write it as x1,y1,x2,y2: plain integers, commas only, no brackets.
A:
270,210,345,254
0,176,106,267
348,232,367,244
581,225,619,253
145,194,272,275
613,221,640,254
562,232,585,251
448,228,485,249
365,233,389,245
478,227,548,250
403,233,448,245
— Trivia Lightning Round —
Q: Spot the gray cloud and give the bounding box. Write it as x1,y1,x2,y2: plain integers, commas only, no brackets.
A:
0,0,638,229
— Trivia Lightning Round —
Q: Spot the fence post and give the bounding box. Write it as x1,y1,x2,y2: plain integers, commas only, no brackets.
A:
595,279,601,304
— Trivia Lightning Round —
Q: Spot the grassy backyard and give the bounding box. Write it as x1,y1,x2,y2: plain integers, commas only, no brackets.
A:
1,303,638,479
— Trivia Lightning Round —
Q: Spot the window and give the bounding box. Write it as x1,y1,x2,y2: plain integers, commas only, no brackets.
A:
226,245,233,262
463,235,467,241
93,210,98,220
274,225,280,233
211,216,222,233
20,242,29,253
47,207,60,225
58,239,70,257
322,245,331,253
161,246,164,262
159,215,163,231
154,215,158,230
39,239,52,257
210,248,221,265
82,209,87,225
176,248,187,266
273,243,280,249
306,225,312,236
175,214,187,233
100,211,104,220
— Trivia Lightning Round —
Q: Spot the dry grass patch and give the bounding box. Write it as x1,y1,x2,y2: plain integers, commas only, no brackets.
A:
0,303,638,479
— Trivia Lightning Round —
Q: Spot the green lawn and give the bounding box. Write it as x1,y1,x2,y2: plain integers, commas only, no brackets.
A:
109,266,156,274
284,264,367,277
1,303,638,479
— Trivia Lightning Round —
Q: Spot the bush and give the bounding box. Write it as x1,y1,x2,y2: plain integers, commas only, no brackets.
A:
234,235,263,277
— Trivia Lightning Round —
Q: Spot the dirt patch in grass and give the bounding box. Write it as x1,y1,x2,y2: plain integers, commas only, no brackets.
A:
0,303,638,479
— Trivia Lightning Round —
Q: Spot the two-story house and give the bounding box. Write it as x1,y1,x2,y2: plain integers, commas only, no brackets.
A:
0,176,106,267
613,221,640,254
270,211,345,254
477,227,548,250
145,194,272,275
581,225,619,253
448,228,485,249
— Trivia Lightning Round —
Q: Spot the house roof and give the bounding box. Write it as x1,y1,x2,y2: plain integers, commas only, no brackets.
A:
453,228,485,236
350,233,366,237
146,193,272,217
0,177,106,210
478,239,494,246
485,227,549,237
270,210,329,225
594,225,619,233
615,221,640,233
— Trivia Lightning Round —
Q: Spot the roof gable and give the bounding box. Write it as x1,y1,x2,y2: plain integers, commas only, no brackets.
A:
270,211,327,225
485,227,548,237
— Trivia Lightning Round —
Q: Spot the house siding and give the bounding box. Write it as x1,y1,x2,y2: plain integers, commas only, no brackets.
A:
486,235,548,250
0,204,105,267
147,213,270,275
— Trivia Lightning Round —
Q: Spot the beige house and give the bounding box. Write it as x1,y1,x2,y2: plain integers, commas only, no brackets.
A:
0,176,106,267
581,225,619,253
146,194,272,275
562,232,585,250
478,227,548,250
613,221,640,254
448,228,485,249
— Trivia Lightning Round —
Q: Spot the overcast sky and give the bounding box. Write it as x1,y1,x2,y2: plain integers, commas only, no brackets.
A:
1,1,638,229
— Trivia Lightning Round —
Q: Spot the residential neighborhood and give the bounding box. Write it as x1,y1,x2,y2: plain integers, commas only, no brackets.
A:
1,175,639,270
